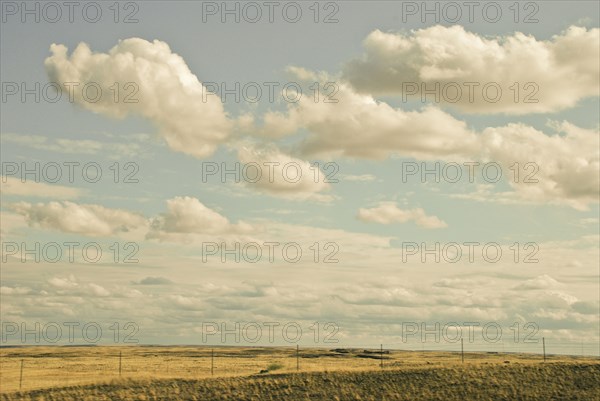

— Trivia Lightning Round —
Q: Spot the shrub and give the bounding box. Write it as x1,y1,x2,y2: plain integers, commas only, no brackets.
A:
266,363,284,371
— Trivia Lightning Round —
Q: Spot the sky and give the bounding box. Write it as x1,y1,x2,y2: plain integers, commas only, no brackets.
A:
0,1,599,354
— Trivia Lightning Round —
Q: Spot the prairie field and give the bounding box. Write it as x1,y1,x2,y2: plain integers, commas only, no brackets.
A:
0,346,598,400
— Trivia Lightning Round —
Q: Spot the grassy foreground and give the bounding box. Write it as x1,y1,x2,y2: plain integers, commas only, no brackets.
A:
1,346,598,400
2,363,599,401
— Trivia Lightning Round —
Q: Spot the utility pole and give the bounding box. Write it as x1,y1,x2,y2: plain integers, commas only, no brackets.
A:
19,359,24,391
542,338,546,362
461,339,464,363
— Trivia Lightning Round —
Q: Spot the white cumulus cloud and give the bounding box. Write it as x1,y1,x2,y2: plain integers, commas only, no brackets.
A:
344,25,599,114
45,38,233,158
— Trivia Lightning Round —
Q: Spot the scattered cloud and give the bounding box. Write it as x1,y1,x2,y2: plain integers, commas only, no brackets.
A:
236,144,334,202
48,275,110,296
358,202,447,229
147,196,253,241
9,200,148,237
135,277,173,285
479,122,599,210
514,275,562,290
1,176,84,199
1,133,150,158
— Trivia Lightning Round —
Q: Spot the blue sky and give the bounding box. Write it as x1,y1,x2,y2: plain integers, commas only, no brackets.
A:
1,1,599,353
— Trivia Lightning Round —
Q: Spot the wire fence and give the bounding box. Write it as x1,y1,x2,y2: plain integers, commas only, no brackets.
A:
1,338,598,393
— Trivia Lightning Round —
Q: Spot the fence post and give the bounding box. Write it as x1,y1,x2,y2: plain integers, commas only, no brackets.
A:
461,338,464,363
542,337,546,362
19,359,24,391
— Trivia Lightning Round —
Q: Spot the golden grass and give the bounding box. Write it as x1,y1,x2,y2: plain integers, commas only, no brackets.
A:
1,346,598,400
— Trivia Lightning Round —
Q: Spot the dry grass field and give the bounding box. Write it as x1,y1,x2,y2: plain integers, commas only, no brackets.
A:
1,346,598,400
